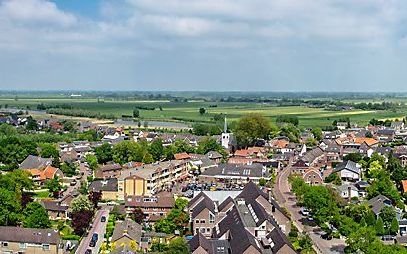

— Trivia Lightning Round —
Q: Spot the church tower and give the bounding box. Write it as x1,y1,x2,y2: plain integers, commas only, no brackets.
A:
221,115,230,149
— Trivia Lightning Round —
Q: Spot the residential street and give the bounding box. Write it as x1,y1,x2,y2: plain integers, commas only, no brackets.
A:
76,209,109,254
273,166,346,254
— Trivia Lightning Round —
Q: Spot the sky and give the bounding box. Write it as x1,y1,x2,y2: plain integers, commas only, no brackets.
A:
1,0,407,92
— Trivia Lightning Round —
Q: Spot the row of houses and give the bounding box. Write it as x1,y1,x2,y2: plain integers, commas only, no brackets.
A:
188,182,296,254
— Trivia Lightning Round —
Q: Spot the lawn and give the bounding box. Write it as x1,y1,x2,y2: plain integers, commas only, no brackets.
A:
33,190,51,199
1,97,407,128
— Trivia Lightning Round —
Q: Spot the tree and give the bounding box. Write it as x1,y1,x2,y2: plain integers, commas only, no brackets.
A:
71,210,94,235
196,136,225,155
165,237,189,254
345,227,378,254
0,169,33,193
364,210,376,227
367,171,402,207
143,121,148,128
324,173,342,185
149,139,164,161
259,178,266,186
94,143,113,164
276,115,299,126
368,160,384,178
112,141,147,164
60,162,77,177
71,195,94,213
379,206,396,232
311,127,323,141
85,154,98,170
63,120,76,132
45,177,62,198
375,217,385,236
39,143,60,167
390,217,399,235
132,208,144,224
0,188,22,226
279,124,300,143
155,198,189,234
88,191,102,208
199,107,206,115
235,114,271,147
305,137,317,147
298,234,313,252
23,202,51,228
26,116,38,131
302,185,338,223
133,108,140,118
142,152,154,164
343,153,363,163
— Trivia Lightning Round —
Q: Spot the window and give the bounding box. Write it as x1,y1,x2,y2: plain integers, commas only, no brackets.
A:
209,214,215,223
200,228,205,233
2,242,8,247
19,243,27,249
206,228,211,232
42,244,50,250
200,220,205,224
196,228,199,234
195,220,200,224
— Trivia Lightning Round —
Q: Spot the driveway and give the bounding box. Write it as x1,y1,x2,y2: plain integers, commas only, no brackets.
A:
76,209,109,254
273,166,346,254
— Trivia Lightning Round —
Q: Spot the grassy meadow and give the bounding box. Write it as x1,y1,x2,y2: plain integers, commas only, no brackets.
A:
1,97,407,128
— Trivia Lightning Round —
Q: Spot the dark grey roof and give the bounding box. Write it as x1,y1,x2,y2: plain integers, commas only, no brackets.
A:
333,160,360,174
377,129,396,135
41,200,68,212
302,147,324,163
206,151,222,159
189,233,213,253
201,163,269,179
192,194,215,218
89,178,118,192
111,219,142,243
218,196,234,212
19,155,52,169
368,195,392,215
189,233,230,254
0,226,59,245
374,146,392,155
266,227,295,253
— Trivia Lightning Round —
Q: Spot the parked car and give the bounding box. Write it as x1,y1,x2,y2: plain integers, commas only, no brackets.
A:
321,233,332,240
85,249,92,254
70,180,77,186
300,208,310,216
91,233,98,242
89,240,96,247
101,216,106,222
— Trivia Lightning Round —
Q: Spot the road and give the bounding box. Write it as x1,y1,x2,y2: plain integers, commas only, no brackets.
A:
273,166,346,254
76,209,109,254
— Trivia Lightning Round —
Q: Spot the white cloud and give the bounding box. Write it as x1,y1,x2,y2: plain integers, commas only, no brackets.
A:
0,0,77,26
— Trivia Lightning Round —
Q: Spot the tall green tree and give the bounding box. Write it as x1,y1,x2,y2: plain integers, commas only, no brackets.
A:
235,114,271,147
23,202,51,228
375,217,385,236
94,143,113,164
148,139,164,161
379,206,397,233
390,217,399,235
85,154,98,170
0,188,22,226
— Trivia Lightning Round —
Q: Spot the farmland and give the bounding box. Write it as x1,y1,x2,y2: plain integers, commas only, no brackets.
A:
1,95,407,129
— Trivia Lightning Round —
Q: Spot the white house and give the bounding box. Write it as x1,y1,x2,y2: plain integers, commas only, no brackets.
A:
332,160,361,181
337,184,359,199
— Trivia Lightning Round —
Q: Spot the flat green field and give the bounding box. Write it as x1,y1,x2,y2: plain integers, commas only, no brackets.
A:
1,98,406,128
